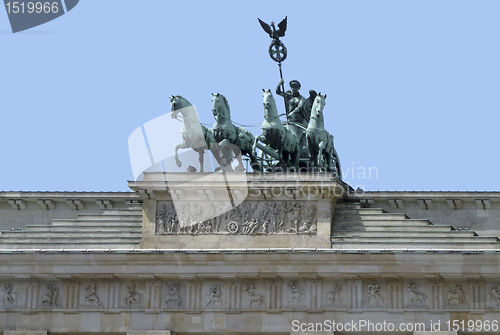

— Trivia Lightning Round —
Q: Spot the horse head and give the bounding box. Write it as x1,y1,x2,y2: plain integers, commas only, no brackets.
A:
262,89,277,119
170,95,192,119
211,93,231,120
311,93,327,122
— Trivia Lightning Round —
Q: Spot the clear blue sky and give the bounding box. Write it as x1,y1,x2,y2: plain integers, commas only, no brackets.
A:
1,1,499,192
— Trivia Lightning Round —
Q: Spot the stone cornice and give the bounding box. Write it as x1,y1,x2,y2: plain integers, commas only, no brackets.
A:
0,249,499,278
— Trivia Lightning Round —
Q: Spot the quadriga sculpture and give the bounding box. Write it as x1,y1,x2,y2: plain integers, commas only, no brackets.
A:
253,89,300,171
170,95,221,172
211,93,260,171
306,93,341,177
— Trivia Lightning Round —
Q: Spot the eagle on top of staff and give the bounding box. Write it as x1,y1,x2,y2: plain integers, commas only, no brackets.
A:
258,16,287,40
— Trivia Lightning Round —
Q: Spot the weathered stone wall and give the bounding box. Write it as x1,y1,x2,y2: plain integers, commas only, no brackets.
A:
357,192,500,237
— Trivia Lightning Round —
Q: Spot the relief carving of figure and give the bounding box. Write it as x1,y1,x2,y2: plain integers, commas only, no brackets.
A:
156,203,178,234
1,283,21,306
285,202,302,233
189,204,202,233
204,285,225,307
287,281,304,306
487,285,500,307
156,204,167,234
164,283,181,307
259,203,272,223
204,202,221,233
447,284,467,306
239,202,252,223
302,204,316,223
178,204,190,233
261,220,269,234
243,283,265,307
241,218,260,235
367,284,385,306
41,285,59,308
269,203,279,233
214,202,227,232
124,284,142,307
298,204,317,234
408,283,427,306
277,202,293,233
325,283,343,306
84,283,103,307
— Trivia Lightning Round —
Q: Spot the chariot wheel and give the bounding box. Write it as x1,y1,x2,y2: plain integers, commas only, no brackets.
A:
226,221,239,234
269,40,287,63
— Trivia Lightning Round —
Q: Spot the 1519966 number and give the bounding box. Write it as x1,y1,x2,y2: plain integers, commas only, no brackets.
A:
5,2,59,14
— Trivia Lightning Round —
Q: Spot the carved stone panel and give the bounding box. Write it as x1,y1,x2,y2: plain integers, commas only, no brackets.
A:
242,281,266,309
405,281,428,308
445,283,469,308
364,282,387,307
202,282,226,309
155,200,317,235
323,281,346,308
162,282,183,309
121,282,144,308
39,283,62,308
284,281,305,308
487,282,500,308
80,283,103,308
1,283,22,308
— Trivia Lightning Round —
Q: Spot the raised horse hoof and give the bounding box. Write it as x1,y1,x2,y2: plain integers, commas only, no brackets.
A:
175,159,182,168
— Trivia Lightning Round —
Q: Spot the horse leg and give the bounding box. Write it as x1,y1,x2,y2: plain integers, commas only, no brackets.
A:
174,141,190,167
307,139,317,171
219,140,234,172
253,135,268,171
291,148,299,171
197,149,205,173
252,135,267,157
234,153,246,172
324,149,333,172
231,146,245,172
317,140,326,170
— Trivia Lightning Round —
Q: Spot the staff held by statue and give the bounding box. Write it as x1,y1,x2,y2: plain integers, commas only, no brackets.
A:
258,16,289,118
